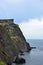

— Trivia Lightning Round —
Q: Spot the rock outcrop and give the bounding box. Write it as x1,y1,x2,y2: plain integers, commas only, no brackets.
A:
0,19,31,64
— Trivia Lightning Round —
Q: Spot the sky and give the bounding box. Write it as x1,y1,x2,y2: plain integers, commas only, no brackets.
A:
0,0,43,39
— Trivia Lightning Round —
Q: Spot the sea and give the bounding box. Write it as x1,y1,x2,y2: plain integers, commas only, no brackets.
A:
12,39,43,65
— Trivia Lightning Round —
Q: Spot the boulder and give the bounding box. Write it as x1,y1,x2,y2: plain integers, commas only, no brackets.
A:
13,57,26,64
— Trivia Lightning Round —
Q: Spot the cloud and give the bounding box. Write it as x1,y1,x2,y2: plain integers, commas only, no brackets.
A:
19,18,43,39
0,0,43,23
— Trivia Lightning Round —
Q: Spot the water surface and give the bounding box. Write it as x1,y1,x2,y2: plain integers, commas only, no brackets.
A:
12,39,43,65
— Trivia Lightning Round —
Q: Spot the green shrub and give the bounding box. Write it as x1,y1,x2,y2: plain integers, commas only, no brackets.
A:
0,61,6,65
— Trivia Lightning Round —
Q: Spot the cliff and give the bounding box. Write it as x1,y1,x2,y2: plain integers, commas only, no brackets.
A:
0,25,18,64
0,19,31,64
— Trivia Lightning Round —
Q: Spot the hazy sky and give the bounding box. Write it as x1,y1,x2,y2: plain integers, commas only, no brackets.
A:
0,0,43,39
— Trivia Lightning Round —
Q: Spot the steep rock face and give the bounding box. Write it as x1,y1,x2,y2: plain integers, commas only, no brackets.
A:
0,25,18,63
0,19,30,52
